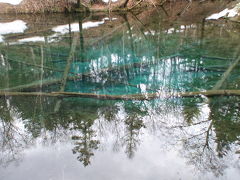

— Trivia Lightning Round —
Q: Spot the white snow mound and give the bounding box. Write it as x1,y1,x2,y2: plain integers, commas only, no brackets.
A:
207,4,240,20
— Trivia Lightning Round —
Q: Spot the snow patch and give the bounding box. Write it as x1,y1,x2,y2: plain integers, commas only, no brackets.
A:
167,28,175,34
53,20,105,34
0,20,27,43
52,17,117,34
206,6,240,20
19,36,45,43
0,20,27,34
83,21,105,29
0,0,22,5
144,30,156,35
103,17,118,21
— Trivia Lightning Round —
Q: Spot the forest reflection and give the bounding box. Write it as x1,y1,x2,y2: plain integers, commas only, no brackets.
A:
1,95,240,175
0,8,240,178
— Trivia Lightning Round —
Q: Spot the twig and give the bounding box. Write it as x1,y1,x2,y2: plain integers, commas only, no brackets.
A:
128,0,144,10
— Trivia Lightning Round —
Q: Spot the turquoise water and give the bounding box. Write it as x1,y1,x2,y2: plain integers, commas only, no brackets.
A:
0,11,240,180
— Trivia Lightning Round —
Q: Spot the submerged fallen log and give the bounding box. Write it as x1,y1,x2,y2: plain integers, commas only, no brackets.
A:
212,55,240,90
0,90,240,100
7,57,77,75
54,32,79,112
202,56,234,61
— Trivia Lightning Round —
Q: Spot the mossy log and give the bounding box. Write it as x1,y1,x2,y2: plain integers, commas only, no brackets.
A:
0,90,240,100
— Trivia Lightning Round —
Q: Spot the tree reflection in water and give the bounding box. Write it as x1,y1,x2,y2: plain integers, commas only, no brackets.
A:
72,118,100,167
0,95,239,175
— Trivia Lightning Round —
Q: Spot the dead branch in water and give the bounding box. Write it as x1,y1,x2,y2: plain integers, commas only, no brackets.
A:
7,57,76,75
212,51,240,90
0,90,240,100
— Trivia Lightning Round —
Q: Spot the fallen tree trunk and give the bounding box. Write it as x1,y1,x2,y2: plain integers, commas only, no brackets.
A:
0,90,240,100
54,32,79,112
7,57,76,75
212,54,240,90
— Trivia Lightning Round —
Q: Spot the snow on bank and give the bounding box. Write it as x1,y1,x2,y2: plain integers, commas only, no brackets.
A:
0,0,22,5
18,17,117,43
0,20,27,34
16,34,58,44
0,20,27,43
52,17,117,34
206,4,240,20
53,20,105,34
1,17,117,44
18,36,45,43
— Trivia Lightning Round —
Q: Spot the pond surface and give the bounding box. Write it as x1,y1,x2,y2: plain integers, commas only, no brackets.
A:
0,9,240,180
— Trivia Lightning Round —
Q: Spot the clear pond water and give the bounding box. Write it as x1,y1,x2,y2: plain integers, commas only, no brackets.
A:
0,10,240,180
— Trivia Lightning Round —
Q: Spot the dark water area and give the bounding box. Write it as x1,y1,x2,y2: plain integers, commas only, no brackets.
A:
0,9,240,180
